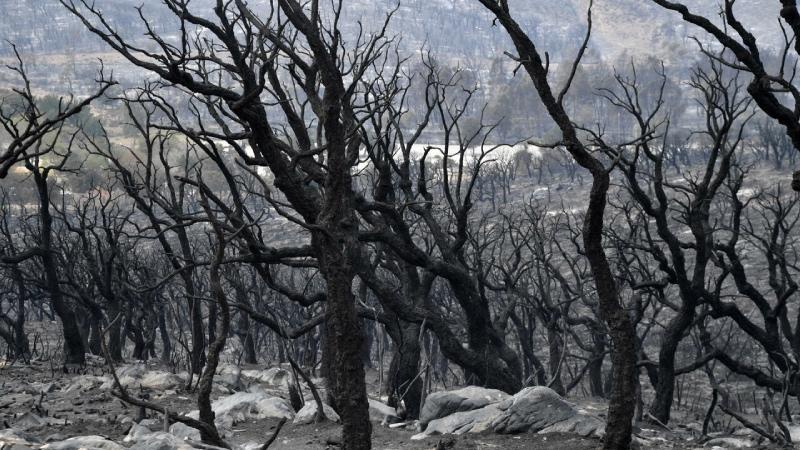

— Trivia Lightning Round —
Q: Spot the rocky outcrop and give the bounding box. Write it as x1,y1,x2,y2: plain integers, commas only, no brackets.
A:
124,421,224,450
368,399,401,424
93,364,184,391
413,386,604,440
419,386,510,427
292,401,340,425
241,367,290,386
185,391,295,430
491,386,581,433
41,435,124,450
417,404,504,437
215,364,243,391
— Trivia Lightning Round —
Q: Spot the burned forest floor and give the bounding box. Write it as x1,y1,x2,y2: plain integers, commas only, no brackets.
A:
0,354,795,450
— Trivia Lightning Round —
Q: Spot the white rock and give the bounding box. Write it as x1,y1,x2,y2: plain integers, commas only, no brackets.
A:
127,432,196,450
412,404,503,439
101,370,184,391
413,386,605,441
41,435,124,450
215,364,243,390
237,442,265,450
490,386,578,434
787,423,800,442
419,386,510,427
254,396,295,420
124,423,157,442
140,371,185,390
117,364,148,379
185,391,295,428
13,412,49,431
242,367,290,386
705,436,757,448
64,375,110,392
539,412,604,437
368,399,400,424
293,401,340,424
169,422,202,441
0,428,38,446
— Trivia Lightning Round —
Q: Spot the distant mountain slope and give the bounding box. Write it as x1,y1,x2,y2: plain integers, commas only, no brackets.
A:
0,0,783,63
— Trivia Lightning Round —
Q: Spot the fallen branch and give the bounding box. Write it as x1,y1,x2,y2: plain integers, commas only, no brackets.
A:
718,403,790,447
259,418,287,450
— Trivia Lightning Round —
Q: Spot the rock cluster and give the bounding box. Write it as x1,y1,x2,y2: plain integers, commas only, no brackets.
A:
412,386,604,440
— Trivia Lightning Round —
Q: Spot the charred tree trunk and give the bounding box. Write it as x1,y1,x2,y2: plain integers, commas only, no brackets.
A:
33,168,85,367
107,301,123,362
87,314,103,356
195,206,229,448
158,304,172,364
385,319,423,419
182,277,206,375
316,244,372,449
236,311,257,365
361,319,374,369
589,333,606,398
12,270,30,360
546,323,566,396
649,306,695,423
311,67,372,447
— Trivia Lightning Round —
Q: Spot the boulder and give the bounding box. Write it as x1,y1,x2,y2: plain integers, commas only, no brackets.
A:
127,432,203,450
419,386,510,427
412,404,503,439
143,418,169,431
124,423,159,443
22,381,57,395
538,412,604,437
412,386,605,441
490,386,577,434
169,422,202,441
242,367,289,386
185,391,294,428
787,423,800,442
368,399,400,424
125,422,205,449
140,371,185,390
64,375,109,393
41,435,124,450
254,396,295,420
245,383,286,399
704,436,757,448
215,364,243,390
293,401,340,425
117,364,148,379
13,412,49,431
211,391,292,420
100,369,184,391
0,428,39,446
